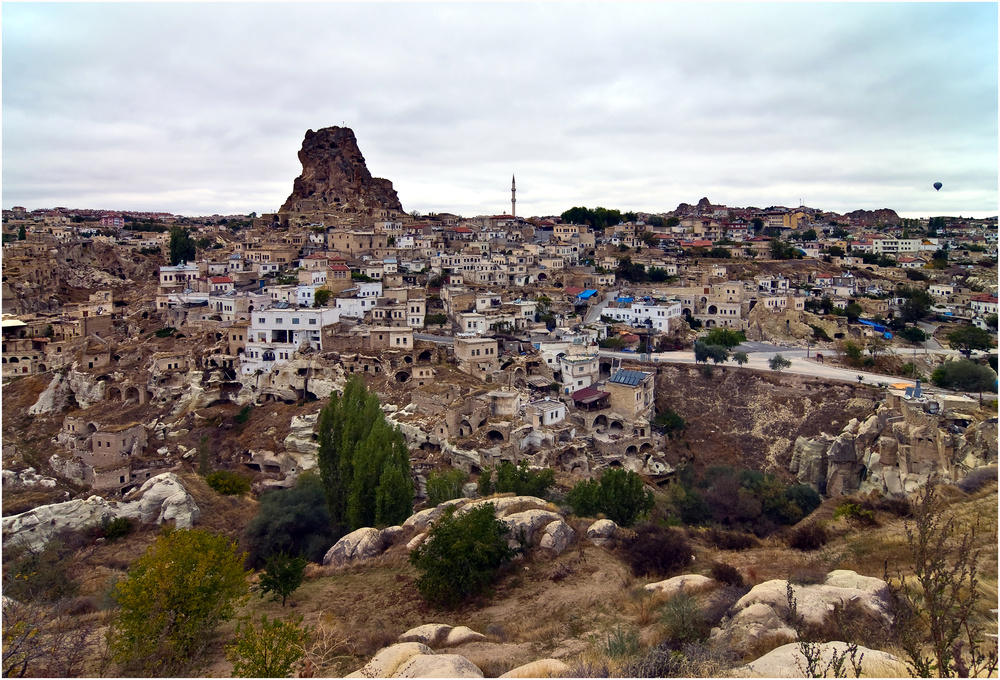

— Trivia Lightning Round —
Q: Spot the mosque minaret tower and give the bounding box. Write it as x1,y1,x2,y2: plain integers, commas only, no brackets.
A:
511,175,516,218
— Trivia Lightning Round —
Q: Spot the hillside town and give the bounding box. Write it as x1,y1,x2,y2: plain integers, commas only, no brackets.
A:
2,127,998,505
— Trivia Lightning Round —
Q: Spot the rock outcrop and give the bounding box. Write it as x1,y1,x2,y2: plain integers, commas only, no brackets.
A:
279,126,403,224
741,641,906,677
346,642,484,678
398,624,487,648
323,526,400,567
1,472,199,551
710,571,893,650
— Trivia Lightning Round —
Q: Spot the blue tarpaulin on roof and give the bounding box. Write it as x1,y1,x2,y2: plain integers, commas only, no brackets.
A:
616,297,634,303
577,289,598,299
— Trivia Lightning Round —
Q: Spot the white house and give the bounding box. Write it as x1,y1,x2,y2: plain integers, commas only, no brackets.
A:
241,306,340,375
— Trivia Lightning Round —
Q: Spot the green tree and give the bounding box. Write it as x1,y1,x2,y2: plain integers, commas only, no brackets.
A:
425,468,468,507
653,408,686,439
694,341,728,364
840,340,864,367
566,468,654,528
17,225,26,240
109,528,249,676
898,326,927,346
410,503,515,608
931,360,997,400
703,327,744,349
258,553,307,606
479,460,555,498
985,314,999,332
168,226,196,265
206,470,251,495
732,351,749,367
424,313,448,327
898,286,934,324
227,615,308,679
242,472,338,568
946,325,995,358
313,288,331,307
768,354,792,373
317,378,413,537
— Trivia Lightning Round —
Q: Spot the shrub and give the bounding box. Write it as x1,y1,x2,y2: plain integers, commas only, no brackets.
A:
154,326,176,338
788,523,828,551
242,472,339,568
410,503,515,608
235,404,254,424
956,466,998,494
425,468,467,507
109,528,249,676
653,409,686,438
206,470,252,496
833,502,878,527
479,460,555,498
227,615,309,679
784,484,822,517
4,538,79,602
602,625,641,660
703,528,759,551
101,516,135,542
258,553,307,606
660,591,710,644
622,523,692,578
566,468,654,527
709,562,745,588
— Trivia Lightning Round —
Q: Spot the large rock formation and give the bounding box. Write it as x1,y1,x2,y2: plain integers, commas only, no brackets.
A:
279,126,403,225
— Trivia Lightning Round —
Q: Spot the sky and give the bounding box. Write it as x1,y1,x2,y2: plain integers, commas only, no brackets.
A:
3,3,998,220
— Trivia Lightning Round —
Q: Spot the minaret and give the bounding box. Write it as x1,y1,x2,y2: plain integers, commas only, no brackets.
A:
511,175,516,218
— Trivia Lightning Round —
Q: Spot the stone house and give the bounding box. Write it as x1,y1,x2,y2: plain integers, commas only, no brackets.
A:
454,336,500,381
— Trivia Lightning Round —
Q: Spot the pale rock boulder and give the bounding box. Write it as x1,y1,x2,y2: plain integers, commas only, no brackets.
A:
586,519,618,546
124,473,201,528
282,413,319,460
346,642,484,678
500,659,571,678
406,532,428,551
2,467,57,489
398,624,486,648
323,527,388,567
539,519,575,554
789,435,832,490
461,496,550,518
2,495,117,552
28,372,68,415
710,571,893,649
2,472,200,551
741,641,906,678
403,498,468,532
644,573,714,597
503,509,562,547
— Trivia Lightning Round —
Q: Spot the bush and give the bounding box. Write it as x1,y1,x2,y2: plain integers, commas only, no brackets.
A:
833,502,878,527
235,404,254,424
709,561,745,587
154,327,176,338
602,625,641,660
931,360,997,395
425,468,467,507
410,503,515,608
653,409,686,439
206,470,252,496
109,528,249,676
101,516,135,542
241,472,339,568
258,553,307,606
703,528,759,551
622,523,692,578
3,538,79,602
788,523,828,551
660,591,710,644
479,460,555,498
784,484,822,517
227,615,309,679
566,468,654,528
956,466,998,494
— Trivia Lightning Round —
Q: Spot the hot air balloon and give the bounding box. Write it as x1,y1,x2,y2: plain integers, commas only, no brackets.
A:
933,182,942,191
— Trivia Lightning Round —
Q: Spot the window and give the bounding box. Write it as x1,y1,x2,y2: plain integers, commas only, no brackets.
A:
276,317,283,323
292,318,300,324
309,318,317,325
259,318,265,324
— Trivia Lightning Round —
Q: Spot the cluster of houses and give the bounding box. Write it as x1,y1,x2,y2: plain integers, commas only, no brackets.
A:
2,201,996,493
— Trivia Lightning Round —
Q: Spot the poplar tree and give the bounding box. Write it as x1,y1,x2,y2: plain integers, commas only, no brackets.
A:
317,377,413,537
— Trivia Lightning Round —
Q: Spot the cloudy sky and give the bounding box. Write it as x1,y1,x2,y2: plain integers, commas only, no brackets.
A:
3,3,997,219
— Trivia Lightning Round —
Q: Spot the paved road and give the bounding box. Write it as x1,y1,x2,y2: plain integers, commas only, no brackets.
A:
598,345,917,388
414,332,453,344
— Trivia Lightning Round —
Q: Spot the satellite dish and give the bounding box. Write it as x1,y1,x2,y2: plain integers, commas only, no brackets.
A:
933,182,943,191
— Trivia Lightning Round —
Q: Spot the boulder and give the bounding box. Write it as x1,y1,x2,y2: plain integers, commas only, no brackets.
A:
500,659,571,678
346,642,483,678
125,473,200,528
398,624,486,648
323,527,388,567
461,496,550,518
403,498,468,532
2,495,117,552
539,519,575,554
644,573,714,597
741,641,906,678
503,510,562,547
710,571,893,650
789,436,831,490
586,519,617,546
